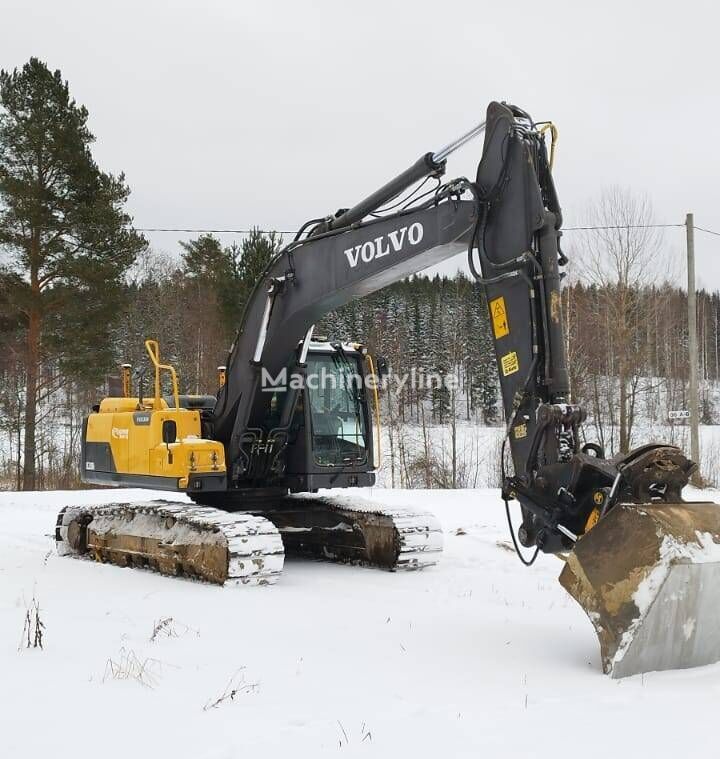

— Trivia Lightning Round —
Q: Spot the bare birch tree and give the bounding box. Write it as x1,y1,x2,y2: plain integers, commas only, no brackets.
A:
575,187,669,453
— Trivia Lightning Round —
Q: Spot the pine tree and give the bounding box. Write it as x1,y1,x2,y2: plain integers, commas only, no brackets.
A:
180,234,232,281
0,58,145,488
172,230,282,391
232,228,282,319
465,281,498,423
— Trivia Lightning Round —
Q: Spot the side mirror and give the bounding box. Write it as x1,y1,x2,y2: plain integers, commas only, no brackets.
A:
375,356,389,378
162,419,177,445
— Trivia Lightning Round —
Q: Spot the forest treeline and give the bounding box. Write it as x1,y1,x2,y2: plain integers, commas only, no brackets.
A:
1,58,717,490
2,231,720,488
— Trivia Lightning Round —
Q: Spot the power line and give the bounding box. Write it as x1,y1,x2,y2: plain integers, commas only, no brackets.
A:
563,224,683,231
565,223,720,237
136,222,720,237
694,225,720,238
136,227,296,234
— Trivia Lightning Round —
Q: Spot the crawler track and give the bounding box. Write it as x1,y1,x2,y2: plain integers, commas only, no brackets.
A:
56,500,284,586
265,494,443,570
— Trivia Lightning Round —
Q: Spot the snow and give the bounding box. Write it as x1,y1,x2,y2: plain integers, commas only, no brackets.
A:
611,525,720,668
632,529,720,618
3,486,720,758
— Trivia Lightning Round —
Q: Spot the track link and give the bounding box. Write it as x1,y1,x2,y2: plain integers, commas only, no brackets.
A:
265,494,443,570
56,500,284,586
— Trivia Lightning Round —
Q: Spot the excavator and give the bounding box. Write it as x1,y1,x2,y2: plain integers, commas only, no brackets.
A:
56,102,720,678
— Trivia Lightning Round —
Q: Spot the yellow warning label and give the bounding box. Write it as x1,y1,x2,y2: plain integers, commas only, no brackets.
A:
489,296,510,339
501,351,519,376
550,290,561,323
585,508,601,532
513,423,527,440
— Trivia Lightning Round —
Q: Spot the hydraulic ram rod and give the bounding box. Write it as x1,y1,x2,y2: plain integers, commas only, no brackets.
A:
326,152,443,231
432,119,487,163
325,119,487,232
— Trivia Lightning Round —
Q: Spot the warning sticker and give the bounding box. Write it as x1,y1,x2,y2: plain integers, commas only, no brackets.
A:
550,290,561,324
501,351,519,376
513,423,527,440
489,296,510,339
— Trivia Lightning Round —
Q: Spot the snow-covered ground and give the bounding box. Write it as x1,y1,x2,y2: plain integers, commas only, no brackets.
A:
2,486,720,758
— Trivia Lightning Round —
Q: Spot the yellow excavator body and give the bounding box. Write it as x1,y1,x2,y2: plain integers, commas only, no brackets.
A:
81,340,226,493
84,398,225,489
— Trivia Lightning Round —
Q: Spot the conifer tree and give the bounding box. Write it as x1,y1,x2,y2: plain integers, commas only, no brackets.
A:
181,234,232,282
0,58,145,488
232,228,282,319
464,280,498,423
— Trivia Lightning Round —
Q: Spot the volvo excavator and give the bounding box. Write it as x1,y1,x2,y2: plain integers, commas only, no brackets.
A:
56,102,720,678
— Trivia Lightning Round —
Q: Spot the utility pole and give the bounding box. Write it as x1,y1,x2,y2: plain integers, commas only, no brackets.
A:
686,213,701,485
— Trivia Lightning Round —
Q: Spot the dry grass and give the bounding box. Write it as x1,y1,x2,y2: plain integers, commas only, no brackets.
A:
18,594,45,651
336,720,372,749
149,616,199,643
103,648,162,688
203,668,259,711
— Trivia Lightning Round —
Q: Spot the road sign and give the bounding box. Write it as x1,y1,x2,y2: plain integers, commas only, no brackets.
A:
669,410,691,420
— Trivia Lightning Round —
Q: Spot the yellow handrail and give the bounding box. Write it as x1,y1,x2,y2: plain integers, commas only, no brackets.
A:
144,339,180,410
538,122,558,170
365,354,382,468
120,364,131,398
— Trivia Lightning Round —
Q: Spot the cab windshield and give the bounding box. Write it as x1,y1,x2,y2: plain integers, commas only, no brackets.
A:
306,351,368,467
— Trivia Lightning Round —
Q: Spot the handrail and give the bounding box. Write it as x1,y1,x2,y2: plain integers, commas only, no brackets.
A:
538,122,558,169
144,339,180,410
365,354,382,469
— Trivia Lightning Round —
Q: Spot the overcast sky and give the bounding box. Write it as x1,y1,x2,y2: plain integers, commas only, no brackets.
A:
3,0,719,287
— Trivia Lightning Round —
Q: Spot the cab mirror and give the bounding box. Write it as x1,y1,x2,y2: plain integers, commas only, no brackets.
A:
162,419,177,445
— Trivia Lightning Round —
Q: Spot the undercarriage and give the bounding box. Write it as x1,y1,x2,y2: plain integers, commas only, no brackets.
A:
55,493,443,584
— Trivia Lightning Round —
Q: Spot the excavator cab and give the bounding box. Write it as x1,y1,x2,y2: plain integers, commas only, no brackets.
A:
282,341,378,492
